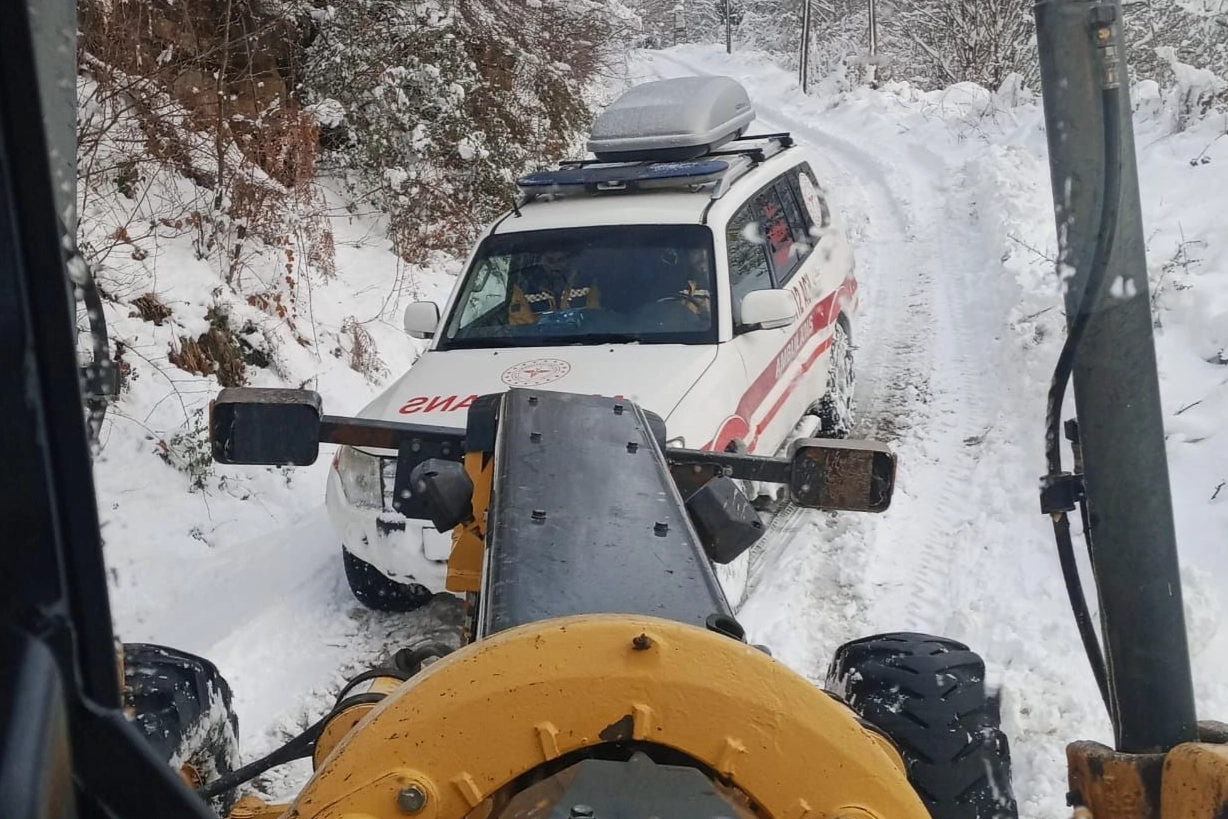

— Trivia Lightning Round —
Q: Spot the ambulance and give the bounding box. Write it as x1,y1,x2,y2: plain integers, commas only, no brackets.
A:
325,76,859,610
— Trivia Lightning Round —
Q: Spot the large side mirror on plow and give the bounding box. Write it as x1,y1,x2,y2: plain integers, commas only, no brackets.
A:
789,438,895,512
208,387,895,517
210,388,323,465
667,437,895,514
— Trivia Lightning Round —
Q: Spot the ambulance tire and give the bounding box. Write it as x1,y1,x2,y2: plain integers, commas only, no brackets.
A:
813,318,854,438
342,546,434,612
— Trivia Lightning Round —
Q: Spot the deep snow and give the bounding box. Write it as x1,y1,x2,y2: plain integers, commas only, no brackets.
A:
88,42,1228,816
647,44,1228,818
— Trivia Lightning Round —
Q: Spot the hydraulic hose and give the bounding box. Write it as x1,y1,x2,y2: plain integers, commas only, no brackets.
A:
196,712,329,801
196,662,417,801
1042,11,1124,719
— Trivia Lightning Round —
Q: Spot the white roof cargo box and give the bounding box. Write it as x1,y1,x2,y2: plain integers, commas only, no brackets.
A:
587,76,756,163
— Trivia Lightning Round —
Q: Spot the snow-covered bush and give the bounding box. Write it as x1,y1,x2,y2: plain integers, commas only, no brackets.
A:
1125,2,1228,91
879,0,1038,90
303,0,637,262
663,0,1226,106
1153,48,1228,130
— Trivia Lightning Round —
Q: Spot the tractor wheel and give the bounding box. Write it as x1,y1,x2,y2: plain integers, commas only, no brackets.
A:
122,643,240,816
812,319,854,438
825,633,1018,819
342,546,433,612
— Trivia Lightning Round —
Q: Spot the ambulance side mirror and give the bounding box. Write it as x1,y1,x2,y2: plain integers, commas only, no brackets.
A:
738,289,795,332
404,302,440,339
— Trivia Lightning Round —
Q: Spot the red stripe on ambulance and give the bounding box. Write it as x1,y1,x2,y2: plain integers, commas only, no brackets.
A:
705,276,857,452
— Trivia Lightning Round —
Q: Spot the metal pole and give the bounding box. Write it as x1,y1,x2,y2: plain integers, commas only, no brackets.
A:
868,0,878,58
726,0,733,54
1034,0,1198,753
800,0,812,93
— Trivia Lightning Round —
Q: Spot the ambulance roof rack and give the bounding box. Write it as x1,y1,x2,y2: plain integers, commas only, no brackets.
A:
515,132,794,204
512,77,793,205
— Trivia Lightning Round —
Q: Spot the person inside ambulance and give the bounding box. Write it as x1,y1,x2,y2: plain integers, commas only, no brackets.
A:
656,246,712,318
507,248,602,325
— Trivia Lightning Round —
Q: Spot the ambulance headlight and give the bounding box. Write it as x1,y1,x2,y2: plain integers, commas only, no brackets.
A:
335,446,384,509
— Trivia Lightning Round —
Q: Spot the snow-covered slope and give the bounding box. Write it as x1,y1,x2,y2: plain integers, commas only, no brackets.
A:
91,41,1228,814
644,44,1228,818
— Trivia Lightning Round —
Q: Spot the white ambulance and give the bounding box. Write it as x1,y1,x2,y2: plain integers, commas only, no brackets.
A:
325,76,859,611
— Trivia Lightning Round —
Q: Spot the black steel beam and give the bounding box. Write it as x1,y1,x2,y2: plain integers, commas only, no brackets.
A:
480,390,733,636
1035,0,1197,751
319,416,465,454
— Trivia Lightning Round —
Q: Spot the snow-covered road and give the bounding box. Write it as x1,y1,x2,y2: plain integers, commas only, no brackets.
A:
639,48,1226,818
94,43,1228,818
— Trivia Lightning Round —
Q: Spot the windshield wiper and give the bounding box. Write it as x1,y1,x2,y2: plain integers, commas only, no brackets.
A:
443,334,647,350
437,331,716,351
548,333,643,345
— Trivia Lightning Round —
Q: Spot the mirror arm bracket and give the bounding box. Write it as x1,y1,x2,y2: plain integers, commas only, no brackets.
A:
318,416,466,453
666,447,793,484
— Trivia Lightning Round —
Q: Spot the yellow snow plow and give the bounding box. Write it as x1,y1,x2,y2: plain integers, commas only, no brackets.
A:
194,385,938,819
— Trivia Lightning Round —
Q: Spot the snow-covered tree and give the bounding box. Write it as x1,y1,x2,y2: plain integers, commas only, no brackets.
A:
876,0,1037,89
303,0,637,262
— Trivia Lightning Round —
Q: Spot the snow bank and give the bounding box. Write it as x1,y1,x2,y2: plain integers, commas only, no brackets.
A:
658,42,1228,819
84,50,639,799
79,67,464,785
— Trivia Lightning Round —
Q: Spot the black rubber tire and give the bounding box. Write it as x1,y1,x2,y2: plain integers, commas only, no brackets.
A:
813,319,854,438
825,633,1018,819
342,546,434,612
122,643,240,816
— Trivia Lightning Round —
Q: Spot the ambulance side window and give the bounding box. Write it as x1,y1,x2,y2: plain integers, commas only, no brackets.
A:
726,200,773,308
769,174,814,286
455,256,510,330
753,184,802,284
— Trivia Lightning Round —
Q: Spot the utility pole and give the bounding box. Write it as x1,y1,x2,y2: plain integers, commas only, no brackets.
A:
1034,0,1197,754
799,0,812,93
867,0,878,59
726,0,733,54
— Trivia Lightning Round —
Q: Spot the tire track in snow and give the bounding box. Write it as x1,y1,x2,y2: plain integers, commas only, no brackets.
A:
643,52,1123,819
644,52,1003,648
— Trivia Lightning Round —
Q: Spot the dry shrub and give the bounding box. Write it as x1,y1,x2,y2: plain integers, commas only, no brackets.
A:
306,223,337,279
79,0,333,285
342,317,389,382
78,0,307,147
235,106,321,191
169,308,249,387
132,293,173,325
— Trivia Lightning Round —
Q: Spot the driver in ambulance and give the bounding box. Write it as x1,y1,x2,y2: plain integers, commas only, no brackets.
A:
666,247,712,317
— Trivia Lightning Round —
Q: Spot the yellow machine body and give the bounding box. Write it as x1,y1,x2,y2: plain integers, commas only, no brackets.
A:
245,614,928,819
313,674,407,770
1065,725,1228,819
445,450,492,594
1162,741,1228,819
